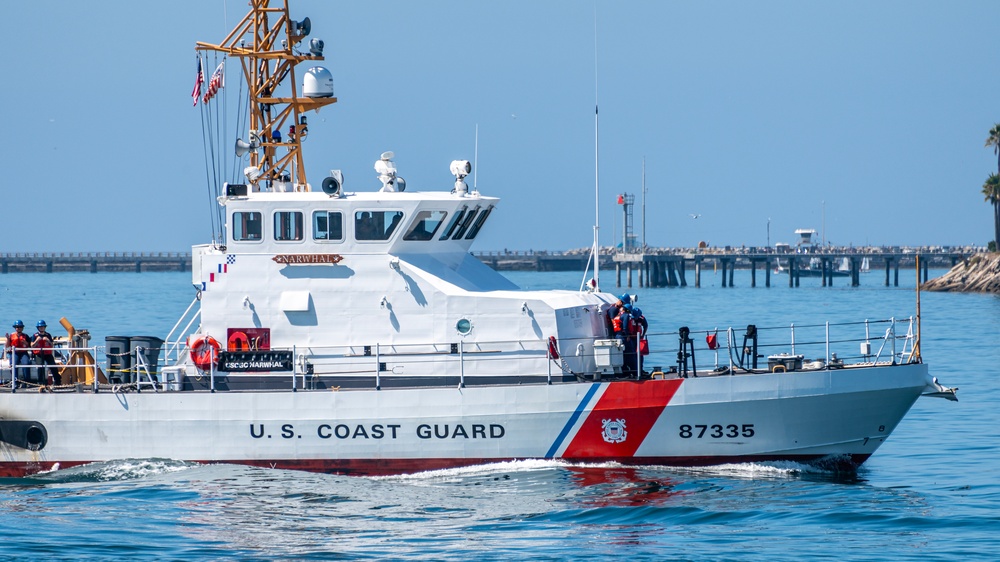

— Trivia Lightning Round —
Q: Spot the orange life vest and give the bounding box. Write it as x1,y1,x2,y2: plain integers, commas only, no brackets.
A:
8,332,30,351
33,332,54,356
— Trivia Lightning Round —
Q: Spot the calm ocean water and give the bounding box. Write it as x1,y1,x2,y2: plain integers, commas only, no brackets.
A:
1,268,998,560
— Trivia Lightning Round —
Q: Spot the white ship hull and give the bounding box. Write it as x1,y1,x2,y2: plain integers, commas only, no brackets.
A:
0,363,929,477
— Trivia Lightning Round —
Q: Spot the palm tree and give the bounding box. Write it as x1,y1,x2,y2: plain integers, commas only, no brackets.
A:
985,125,1000,249
987,124,1000,173
983,173,1000,249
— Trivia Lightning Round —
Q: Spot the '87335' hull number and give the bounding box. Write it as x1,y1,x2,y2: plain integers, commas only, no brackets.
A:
679,424,755,439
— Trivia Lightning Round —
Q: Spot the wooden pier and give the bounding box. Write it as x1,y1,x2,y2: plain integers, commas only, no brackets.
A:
611,251,967,288
1,252,190,273
1,249,970,288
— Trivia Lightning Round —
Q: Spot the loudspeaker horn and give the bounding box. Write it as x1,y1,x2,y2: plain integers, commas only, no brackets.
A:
322,169,344,197
292,17,311,38
235,134,262,157
235,138,252,157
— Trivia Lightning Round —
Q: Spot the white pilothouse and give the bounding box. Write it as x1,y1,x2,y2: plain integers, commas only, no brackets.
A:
177,154,614,391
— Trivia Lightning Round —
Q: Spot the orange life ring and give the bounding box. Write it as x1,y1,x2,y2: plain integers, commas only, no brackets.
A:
547,336,559,360
228,331,250,351
189,335,221,370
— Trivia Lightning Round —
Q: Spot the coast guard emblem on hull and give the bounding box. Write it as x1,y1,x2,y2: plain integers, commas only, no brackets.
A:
601,419,628,444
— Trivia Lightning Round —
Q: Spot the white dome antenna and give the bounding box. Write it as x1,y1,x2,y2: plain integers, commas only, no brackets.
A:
303,67,334,98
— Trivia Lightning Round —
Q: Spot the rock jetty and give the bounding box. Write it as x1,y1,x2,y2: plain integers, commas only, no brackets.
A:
922,253,1000,292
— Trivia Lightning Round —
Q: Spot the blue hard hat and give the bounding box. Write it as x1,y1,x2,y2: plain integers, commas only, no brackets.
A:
623,304,633,312
36,320,46,328
619,294,631,304
632,307,642,316
12,320,24,328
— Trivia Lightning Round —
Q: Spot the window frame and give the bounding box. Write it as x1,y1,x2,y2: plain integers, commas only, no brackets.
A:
232,210,264,243
403,210,449,241
312,210,345,243
464,206,493,240
354,210,406,242
451,206,481,240
273,210,305,243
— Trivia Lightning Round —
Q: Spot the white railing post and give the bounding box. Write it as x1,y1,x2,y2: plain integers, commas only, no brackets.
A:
9,348,18,392
890,317,896,364
292,345,297,391
459,341,465,388
825,322,830,367
727,327,734,375
790,323,796,356
93,346,101,392
375,343,381,390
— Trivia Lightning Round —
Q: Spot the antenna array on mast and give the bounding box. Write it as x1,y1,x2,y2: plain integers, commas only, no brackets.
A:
196,0,337,190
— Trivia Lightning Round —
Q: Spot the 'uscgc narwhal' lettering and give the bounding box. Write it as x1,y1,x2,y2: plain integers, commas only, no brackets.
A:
272,254,344,265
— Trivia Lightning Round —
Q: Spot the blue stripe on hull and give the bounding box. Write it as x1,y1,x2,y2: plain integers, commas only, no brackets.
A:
545,383,600,458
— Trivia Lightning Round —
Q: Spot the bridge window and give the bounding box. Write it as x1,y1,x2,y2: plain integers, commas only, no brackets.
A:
232,211,262,242
439,206,467,240
403,210,448,241
313,211,344,242
356,211,404,241
274,211,304,242
465,206,493,239
451,206,481,239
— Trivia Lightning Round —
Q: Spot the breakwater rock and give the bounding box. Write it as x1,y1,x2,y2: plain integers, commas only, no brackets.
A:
922,253,1000,292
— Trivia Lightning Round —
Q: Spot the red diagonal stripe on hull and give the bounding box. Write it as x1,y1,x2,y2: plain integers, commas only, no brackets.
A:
562,379,683,458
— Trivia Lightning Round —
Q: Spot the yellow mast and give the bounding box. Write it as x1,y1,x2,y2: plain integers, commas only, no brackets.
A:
195,0,337,190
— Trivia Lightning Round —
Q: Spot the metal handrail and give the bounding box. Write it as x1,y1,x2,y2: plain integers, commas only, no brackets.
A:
163,295,201,364
3,316,920,393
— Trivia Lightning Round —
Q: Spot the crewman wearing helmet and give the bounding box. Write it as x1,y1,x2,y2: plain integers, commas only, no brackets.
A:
32,320,61,386
5,320,33,386
618,304,637,376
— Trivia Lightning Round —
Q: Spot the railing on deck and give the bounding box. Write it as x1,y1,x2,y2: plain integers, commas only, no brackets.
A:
639,317,916,376
3,318,918,392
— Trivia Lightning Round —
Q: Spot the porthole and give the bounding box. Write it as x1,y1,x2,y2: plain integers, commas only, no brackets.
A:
456,318,473,335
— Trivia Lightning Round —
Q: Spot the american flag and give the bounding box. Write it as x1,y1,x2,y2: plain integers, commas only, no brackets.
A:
203,61,225,104
191,58,203,106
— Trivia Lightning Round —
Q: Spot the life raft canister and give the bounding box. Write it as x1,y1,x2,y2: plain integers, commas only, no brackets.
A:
189,335,221,370
547,336,559,360
228,331,250,351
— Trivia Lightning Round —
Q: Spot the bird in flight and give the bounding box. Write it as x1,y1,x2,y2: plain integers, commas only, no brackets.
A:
690,213,701,219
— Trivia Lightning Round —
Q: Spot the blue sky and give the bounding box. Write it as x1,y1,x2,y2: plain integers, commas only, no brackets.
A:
4,1,999,253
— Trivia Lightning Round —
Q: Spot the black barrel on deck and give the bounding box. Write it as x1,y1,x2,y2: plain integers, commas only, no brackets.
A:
105,336,131,383
129,336,164,380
